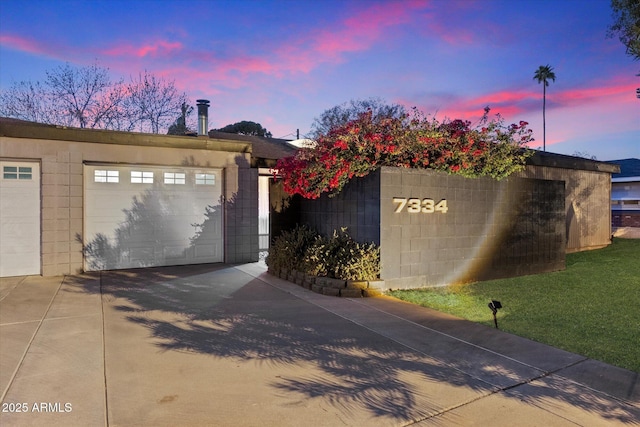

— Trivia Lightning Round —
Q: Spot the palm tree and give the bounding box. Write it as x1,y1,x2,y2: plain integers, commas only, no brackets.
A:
533,65,556,151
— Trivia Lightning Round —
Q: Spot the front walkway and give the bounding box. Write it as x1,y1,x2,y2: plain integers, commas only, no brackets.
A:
1,263,638,426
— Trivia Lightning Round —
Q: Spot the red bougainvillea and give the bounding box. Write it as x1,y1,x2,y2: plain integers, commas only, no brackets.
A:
275,108,534,199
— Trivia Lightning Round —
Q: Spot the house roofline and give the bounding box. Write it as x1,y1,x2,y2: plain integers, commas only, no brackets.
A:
526,150,620,174
612,177,640,183
0,117,252,154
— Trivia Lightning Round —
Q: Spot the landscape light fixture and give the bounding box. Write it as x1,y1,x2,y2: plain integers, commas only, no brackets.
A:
488,300,502,329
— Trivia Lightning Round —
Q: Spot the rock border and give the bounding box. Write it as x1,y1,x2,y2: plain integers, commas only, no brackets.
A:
268,267,384,297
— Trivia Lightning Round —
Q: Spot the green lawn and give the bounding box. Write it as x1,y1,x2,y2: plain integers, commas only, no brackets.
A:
388,238,640,373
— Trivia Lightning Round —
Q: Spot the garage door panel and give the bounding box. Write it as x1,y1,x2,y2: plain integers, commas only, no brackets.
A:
84,165,223,271
194,244,216,258
129,247,156,264
1,226,40,244
2,192,40,214
163,245,188,261
0,161,40,277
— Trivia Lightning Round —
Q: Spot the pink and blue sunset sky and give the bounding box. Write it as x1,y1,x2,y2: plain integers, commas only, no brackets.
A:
0,0,638,160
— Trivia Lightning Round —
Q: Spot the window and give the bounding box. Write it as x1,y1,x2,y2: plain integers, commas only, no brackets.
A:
18,167,32,179
94,170,119,183
3,166,32,180
164,172,185,184
195,173,215,185
131,171,154,184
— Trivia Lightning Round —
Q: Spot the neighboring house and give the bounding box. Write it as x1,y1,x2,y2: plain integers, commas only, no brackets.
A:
610,158,640,228
0,115,293,278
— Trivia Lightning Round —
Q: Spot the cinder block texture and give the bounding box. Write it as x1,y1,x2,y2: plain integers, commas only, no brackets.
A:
1,125,257,276
225,165,259,263
380,168,565,289
299,169,381,245
517,165,612,252
290,167,566,290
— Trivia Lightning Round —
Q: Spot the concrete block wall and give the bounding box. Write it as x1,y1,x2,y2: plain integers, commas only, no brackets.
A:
41,150,85,275
292,167,566,290
1,124,259,276
518,165,612,252
379,168,566,288
224,165,259,263
299,169,381,245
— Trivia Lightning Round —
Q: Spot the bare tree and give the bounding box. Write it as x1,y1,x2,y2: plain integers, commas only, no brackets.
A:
0,81,52,123
573,151,597,160
125,71,189,134
0,62,190,134
308,97,406,140
1,62,127,129
44,62,125,128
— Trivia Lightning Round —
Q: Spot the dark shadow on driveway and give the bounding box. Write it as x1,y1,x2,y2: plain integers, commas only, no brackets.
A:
65,265,639,424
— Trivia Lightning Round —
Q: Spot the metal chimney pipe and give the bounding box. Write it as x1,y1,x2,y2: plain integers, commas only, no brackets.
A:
196,99,210,136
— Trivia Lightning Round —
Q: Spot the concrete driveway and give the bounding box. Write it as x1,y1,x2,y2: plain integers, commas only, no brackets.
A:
1,263,638,426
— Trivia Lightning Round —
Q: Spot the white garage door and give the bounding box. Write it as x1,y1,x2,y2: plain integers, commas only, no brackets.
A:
84,164,223,271
0,161,40,277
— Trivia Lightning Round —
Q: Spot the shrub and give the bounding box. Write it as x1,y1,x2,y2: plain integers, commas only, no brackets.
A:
275,107,534,199
306,228,380,281
267,226,380,281
265,224,317,273
301,234,330,277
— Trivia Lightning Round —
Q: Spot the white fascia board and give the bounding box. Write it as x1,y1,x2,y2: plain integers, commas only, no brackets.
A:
612,177,640,183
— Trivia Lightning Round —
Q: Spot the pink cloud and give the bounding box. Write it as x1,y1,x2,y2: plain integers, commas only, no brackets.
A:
413,89,535,122
422,19,476,46
101,40,183,58
89,0,430,84
537,79,639,148
219,56,276,76
313,0,426,56
263,0,432,76
470,90,536,106
109,0,433,92
410,76,638,126
3,1,434,94
554,81,637,106
0,33,50,56
410,0,492,47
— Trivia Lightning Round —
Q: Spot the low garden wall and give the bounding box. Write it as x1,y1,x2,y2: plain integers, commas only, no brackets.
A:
267,266,384,297
294,167,566,290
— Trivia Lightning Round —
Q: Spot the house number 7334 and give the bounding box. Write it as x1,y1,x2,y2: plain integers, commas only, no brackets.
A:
393,197,448,213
